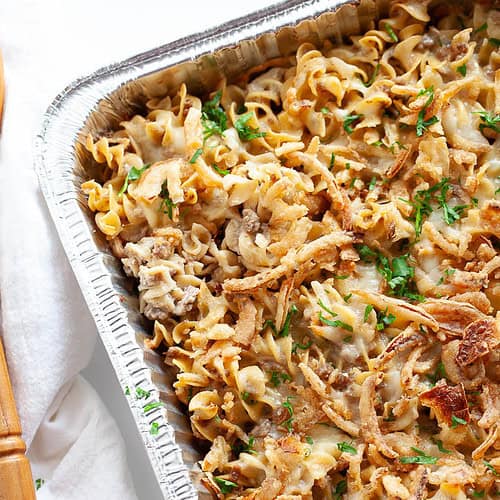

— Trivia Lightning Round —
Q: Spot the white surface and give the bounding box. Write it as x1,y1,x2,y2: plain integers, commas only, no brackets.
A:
0,1,275,499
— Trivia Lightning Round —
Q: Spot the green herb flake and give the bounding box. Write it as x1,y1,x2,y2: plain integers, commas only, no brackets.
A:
150,422,160,435
333,274,349,280
201,90,227,140
118,163,151,196
474,110,500,134
474,22,488,34
159,180,176,220
241,391,250,401
457,64,467,77
35,479,45,491
319,312,353,332
235,112,266,141
349,177,357,189
321,106,329,114
306,436,314,445
318,300,337,317
343,293,352,303
400,447,438,464
376,307,396,330
450,414,467,429
292,339,313,354
472,490,485,498
214,477,238,494
270,371,291,387
279,304,298,337
189,148,203,164
444,268,456,276
135,387,151,400
343,114,363,134
329,152,336,170
282,397,294,432
364,304,374,322
384,23,399,42
212,164,230,176
368,176,377,191
415,86,439,137
232,436,256,456
363,63,381,87
345,162,351,170
337,441,357,454
484,460,499,476
124,386,130,396
343,335,353,343
489,38,500,48
143,401,164,413
389,141,408,154
431,437,451,454
261,319,278,335
333,479,347,499
426,361,447,386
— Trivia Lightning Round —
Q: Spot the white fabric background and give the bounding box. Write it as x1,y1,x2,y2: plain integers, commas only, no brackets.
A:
0,1,274,498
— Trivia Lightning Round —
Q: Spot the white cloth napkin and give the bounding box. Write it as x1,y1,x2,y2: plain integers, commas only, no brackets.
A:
0,1,273,499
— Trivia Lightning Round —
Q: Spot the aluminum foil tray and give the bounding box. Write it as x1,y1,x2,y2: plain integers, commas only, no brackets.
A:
34,0,389,497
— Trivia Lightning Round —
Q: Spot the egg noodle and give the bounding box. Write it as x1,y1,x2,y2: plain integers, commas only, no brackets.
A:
83,1,500,498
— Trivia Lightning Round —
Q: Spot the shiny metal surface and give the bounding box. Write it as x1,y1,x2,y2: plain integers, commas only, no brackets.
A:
34,0,386,497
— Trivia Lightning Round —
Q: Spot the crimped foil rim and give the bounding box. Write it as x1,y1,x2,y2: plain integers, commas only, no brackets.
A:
33,0,358,498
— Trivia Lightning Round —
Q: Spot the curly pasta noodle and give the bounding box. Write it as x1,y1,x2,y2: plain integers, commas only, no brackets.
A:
83,1,500,498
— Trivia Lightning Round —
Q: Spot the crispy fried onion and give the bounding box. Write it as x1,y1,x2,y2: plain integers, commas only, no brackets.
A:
419,381,470,427
224,232,352,293
456,317,499,367
360,373,398,458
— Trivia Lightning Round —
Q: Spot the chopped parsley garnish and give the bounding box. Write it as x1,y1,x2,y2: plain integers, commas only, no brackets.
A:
384,23,399,42
356,245,423,301
189,148,203,164
214,477,238,494
35,479,45,491
318,299,337,317
401,178,467,237
349,177,357,189
235,112,266,141
400,447,438,464
445,268,456,276
150,422,160,435
292,339,313,354
426,361,447,385
232,436,256,455
363,63,381,87
457,64,467,76
489,38,500,48
212,164,230,176
389,141,407,154
201,90,227,140
368,176,377,191
124,386,130,395
345,162,351,170
333,479,347,499
261,319,278,335
279,305,298,337
306,436,314,445
159,180,176,219
321,106,329,114
135,387,151,400
118,164,150,196
475,110,500,134
474,23,488,34
431,437,451,454
319,312,353,332
143,401,164,413
450,414,467,429
270,371,291,387
484,460,499,476
333,274,349,280
343,335,353,343
343,293,352,303
343,113,363,134
337,442,357,454
371,140,384,147
364,304,374,322
282,397,294,432
329,152,336,170
241,391,250,401
472,491,485,498
416,86,439,137
375,307,396,330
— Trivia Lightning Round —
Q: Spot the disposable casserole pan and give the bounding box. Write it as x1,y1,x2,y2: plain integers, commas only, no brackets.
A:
34,0,406,497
